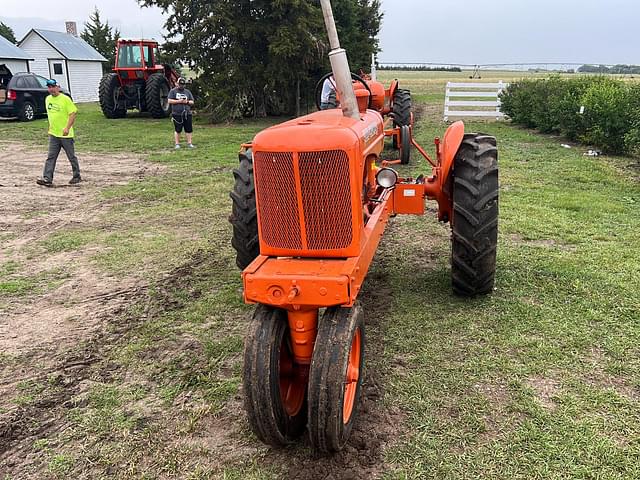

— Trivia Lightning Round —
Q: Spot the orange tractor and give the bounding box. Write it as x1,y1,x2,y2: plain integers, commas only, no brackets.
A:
229,0,499,453
98,39,180,119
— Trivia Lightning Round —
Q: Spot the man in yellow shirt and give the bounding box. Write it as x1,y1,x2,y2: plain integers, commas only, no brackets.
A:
36,79,81,186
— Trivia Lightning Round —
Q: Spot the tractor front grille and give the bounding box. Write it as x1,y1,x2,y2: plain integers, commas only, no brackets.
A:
254,150,353,253
253,152,302,250
299,151,352,250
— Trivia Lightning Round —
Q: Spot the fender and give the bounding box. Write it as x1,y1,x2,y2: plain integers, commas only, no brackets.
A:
439,120,465,191
423,120,465,222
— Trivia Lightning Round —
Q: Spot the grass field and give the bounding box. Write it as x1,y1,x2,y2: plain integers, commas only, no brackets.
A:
0,71,639,479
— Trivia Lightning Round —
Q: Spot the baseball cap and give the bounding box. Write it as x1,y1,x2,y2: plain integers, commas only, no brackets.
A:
177,77,186,85
46,79,59,87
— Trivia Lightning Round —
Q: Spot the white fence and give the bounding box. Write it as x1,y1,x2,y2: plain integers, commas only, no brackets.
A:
444,81,509,121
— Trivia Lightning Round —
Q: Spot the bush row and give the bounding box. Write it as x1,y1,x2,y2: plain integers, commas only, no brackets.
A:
500,76,640,155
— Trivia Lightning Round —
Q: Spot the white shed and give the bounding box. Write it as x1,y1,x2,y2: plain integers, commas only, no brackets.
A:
18,29,106,103
0,34,32,75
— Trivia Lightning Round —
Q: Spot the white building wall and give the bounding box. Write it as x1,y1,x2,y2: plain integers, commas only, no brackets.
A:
19,33,61,79
0,59,30,74
68,61,103,102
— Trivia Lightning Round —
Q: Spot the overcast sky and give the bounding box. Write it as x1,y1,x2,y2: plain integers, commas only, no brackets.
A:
1,0,637,66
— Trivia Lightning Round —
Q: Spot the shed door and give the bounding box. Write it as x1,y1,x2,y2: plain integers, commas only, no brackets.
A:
48,60,68,91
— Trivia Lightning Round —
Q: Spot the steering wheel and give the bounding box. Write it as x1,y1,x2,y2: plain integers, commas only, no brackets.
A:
314,72,373,111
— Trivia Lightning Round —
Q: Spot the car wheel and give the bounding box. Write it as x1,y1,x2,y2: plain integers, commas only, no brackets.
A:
18,102,35,122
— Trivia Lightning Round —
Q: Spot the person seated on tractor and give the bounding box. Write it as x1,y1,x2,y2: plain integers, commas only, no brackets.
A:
168,77,195,149
320,75,336,110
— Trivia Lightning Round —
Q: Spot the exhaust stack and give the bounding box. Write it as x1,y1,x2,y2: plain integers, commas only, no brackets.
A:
320,0,359,120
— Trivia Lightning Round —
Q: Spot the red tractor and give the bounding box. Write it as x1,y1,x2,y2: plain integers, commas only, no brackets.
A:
229,0,499,452
98,39,180,119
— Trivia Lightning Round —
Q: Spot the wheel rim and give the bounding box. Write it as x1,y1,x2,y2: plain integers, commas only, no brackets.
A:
342,328,362,424
279,337,305,417
26,104,34,120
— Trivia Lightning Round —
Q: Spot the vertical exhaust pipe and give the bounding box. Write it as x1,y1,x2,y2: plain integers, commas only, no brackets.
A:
320,0,360,120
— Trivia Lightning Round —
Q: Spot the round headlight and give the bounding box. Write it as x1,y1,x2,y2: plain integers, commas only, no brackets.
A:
376,168,398,189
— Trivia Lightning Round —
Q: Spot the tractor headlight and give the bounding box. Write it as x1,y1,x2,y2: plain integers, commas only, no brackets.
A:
376,168,398,189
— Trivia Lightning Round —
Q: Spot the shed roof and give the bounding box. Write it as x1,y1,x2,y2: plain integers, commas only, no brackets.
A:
0,34,33,61
20,29,107,62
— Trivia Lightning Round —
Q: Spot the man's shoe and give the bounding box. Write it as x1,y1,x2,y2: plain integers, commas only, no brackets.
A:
187,143,196,149
36,178,52,187
69,176,81,185
175,144,181,149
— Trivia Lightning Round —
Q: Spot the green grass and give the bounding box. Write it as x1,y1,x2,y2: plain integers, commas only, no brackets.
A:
0,71,639,478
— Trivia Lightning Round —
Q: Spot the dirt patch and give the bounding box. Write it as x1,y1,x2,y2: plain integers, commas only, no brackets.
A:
508,234,577,252
582,347,639,401
526,375,561,411
0,142,163,358
0,142,163,464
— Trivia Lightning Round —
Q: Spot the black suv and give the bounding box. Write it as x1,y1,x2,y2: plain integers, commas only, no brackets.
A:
0,67,71,121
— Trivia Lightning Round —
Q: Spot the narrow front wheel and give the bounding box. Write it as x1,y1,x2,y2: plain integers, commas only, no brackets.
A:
307,303,365,453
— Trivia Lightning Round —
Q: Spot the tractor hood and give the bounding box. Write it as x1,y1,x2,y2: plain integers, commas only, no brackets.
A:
252,108,384,154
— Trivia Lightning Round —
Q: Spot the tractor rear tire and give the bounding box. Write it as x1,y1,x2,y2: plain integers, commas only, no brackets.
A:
400,125,411,165
98,73,126,119
243,305,307,446
307,303,365,453
392,88,411,148
450,134,499,296
145,73,171,118
229,149,259,270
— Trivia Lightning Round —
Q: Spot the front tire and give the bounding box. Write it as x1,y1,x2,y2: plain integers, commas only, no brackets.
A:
145,73,170,118
307,303,365,453
98,73,126,118
229,149,259,270
242,305,307,446
450,134,499,296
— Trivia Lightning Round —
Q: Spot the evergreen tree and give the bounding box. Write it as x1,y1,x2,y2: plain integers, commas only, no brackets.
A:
0,22,17,44
138,0,382,120
81,8,120,72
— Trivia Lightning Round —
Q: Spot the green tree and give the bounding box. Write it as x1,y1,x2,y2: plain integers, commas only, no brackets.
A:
81,8,120,72
0,22,17,44
137,0,382,120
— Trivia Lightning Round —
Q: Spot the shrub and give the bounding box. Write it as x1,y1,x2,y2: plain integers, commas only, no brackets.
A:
502,76,639,155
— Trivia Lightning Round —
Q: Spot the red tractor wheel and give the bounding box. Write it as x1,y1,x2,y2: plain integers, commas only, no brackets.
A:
450,133,499,296
99,73,126,119
145,73,171,118
307,303,365,453
242,305,307,446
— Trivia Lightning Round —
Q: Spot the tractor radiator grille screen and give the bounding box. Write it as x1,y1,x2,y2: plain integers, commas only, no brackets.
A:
299,150,353,250
254,152,302,250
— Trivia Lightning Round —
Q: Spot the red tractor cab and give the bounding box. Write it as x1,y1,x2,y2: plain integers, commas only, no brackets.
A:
98,39,180,119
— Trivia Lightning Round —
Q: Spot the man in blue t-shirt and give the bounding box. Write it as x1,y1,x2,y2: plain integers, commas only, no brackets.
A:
168,78,195,149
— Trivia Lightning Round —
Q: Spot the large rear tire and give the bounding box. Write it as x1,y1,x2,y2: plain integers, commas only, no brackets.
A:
450,134,499,296
229,149,259,270
98,73,126,119
145,73,170,118
243,305,307,446
392,88,411,149
307,303,365,453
